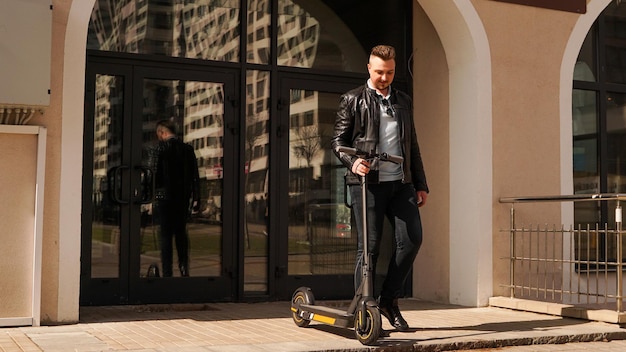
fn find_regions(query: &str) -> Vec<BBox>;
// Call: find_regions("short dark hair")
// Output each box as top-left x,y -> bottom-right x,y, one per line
156,119 -> 177,135
370,45 -> 396,61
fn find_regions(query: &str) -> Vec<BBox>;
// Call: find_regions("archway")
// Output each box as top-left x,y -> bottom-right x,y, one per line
60,0 -> 414,313
417,0 -> 493,306
58,0 -> 97,321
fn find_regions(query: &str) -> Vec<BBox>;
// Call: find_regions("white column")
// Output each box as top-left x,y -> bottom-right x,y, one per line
417,0 -> 493,306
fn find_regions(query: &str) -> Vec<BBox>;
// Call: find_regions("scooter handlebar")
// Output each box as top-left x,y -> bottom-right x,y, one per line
336,146 -> 403,164
380,152 -> 404,164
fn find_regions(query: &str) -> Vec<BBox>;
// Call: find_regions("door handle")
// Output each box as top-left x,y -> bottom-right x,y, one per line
108,166 -> 130,204
135,166 -> 154,204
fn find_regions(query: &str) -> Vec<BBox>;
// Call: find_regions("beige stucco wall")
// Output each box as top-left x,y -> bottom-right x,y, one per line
412,3 -> 451,303
30,0 -> 99,324
416,0 -> 494,306
0,1 -> 67,324
39,0 -> 70,323
471,0 -> 581,296
412,0 -> 606,306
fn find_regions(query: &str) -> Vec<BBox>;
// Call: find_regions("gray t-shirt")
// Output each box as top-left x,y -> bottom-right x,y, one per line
368,81 -> 403,182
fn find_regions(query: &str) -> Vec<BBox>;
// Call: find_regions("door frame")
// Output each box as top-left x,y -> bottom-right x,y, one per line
272,72 -> 364,300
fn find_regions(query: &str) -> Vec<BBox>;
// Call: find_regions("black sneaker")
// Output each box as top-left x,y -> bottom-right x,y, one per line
179,264 -> 189,277
147,263 -> 160,278
378,297 -> 409,331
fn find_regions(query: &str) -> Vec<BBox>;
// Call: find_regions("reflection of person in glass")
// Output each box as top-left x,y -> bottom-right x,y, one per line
153,119 -> 200,277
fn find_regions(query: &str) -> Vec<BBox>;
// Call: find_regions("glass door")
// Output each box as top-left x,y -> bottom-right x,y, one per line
81,59 -> 238,305
275,75 -> 365,299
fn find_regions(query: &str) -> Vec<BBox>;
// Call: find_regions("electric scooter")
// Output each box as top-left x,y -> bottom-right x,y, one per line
290,146 -> 403,345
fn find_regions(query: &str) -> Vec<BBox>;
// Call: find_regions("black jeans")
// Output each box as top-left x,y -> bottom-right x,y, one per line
350,180 -> 423,299
155,200 -> 190,277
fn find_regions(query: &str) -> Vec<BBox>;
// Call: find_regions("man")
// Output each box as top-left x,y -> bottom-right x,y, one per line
153,119 -> 200,277
331,45 -> 429,331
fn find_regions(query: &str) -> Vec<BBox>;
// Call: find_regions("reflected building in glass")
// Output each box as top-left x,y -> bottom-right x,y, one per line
87,0 -> 349,289
88,1 -> 335,212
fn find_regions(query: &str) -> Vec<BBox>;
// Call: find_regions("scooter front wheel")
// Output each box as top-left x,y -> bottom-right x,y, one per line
291,287 -> 315,327
354,304 -> 381,345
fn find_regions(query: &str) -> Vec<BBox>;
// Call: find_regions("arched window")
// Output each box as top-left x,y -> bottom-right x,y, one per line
573,1 -> 626,266
82,0 -> 414,303
87,0 -> 412,75
573,1 -> 626,225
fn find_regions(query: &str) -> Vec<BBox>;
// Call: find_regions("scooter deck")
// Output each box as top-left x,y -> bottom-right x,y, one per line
296,303 -> 354,328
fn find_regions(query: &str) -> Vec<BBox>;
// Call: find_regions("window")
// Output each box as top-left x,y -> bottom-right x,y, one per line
303,111 -> 314,126
256,27 -> 265,40
290,113 -> 300,128
256,79 -> 266,97
573,1 -> 626,262
88,0 -> 413,298
88,0 -> 410,74
573,2 -> 626,212
291,89 -> 301,103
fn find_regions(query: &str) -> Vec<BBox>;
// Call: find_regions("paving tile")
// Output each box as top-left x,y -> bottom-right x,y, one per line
2,300 -> 626,351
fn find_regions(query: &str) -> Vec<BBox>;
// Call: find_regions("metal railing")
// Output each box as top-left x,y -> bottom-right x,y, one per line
499,194 -> 626,312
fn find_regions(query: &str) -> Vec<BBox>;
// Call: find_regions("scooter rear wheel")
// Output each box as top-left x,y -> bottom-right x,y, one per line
354,304 -> 381,345
291,287 -> 315,327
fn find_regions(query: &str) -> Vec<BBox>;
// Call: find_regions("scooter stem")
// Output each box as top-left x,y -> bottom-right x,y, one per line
360,174 -> 373,298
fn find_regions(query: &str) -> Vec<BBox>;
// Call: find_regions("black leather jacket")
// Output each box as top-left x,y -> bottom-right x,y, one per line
152,137 -> 201,205
331,84 -> 429,192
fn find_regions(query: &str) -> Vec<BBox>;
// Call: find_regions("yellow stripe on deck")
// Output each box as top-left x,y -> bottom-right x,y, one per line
312,314 -> 336,325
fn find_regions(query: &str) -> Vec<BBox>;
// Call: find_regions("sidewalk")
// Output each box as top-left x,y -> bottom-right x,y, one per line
2,299 -> 626,352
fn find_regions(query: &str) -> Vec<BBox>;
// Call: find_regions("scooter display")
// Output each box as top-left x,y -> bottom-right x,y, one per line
290,146 -> 403,345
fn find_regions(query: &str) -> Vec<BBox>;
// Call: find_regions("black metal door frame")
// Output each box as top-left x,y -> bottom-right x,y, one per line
81,53 -> 239,305
271,72 -> 364,300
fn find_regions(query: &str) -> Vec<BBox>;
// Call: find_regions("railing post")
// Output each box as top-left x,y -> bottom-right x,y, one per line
510,204 -> 515,299
616,202 -> 623,312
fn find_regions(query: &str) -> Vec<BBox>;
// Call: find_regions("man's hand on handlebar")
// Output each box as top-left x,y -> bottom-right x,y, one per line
351,158 -> 370,176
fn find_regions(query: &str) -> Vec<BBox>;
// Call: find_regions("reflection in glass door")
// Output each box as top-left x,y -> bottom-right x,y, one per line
82,62 -> 236,305
89,74 -> 125,280
244,70 -> 270,294
287,89 -> 355,277
139,78 -> 226,278
277,79 -> 394,300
